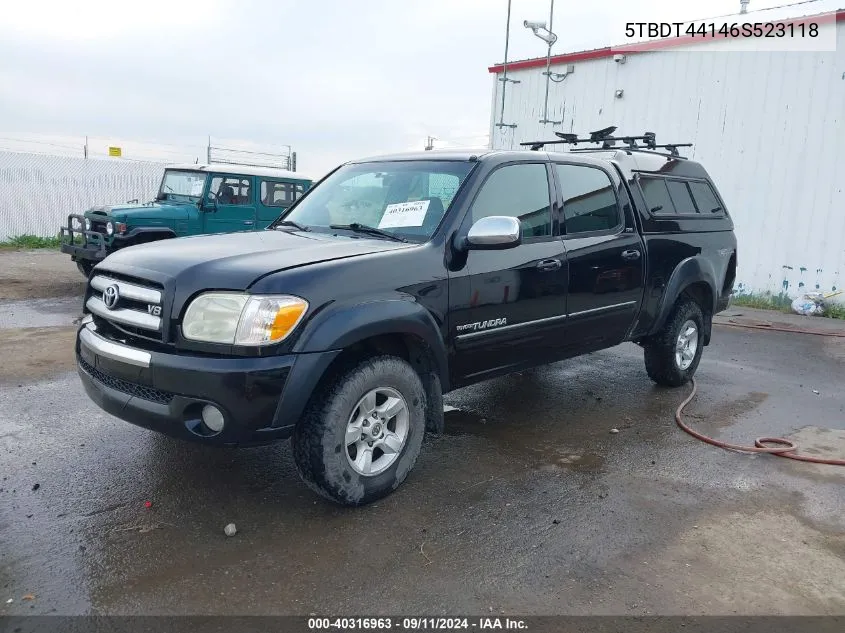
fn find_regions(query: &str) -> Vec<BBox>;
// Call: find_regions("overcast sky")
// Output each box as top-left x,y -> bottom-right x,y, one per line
0,0 -> 814,177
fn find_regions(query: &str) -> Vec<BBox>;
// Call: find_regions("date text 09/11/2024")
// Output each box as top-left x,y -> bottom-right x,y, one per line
307,617 -> 528,630
624,21 -> 819,39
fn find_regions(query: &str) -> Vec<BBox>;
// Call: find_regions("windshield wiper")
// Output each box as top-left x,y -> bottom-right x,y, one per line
275,220 -> 311,232
329,223 -> 407,243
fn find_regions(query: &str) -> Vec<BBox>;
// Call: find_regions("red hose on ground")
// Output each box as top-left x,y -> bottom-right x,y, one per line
676,378 -> 845,466
716,320 -> 845,338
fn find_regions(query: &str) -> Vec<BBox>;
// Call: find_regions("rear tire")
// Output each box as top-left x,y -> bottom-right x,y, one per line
643,299 -> 705,387
292,356 -> 426,506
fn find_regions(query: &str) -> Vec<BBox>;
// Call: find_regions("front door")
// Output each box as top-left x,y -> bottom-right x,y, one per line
553,162 -> 645,351
203,175 -> 257,233
450,162 -> 568,385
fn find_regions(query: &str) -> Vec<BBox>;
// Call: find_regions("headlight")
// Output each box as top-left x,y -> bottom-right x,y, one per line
105,221 -> 114,235
182,293 -> 308,346
84,218 -> 91,231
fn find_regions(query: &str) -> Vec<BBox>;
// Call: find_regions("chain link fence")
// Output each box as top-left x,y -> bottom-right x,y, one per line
0,150 -> 165,241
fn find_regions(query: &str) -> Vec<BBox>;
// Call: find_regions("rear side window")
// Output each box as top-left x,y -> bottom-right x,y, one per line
689,181 -> 723,214
639,177 -> 675,215
471,164 -> 552,239
666,180 -> 697,215
555,164 -> 620,234
261,180 -> 295,207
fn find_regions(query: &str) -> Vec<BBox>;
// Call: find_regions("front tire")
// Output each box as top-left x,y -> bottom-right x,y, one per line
643,299 -> 705,387
76,261 -> 95,278
292,356 -> 426,506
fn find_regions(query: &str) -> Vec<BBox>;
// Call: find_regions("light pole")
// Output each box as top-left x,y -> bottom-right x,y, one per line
525,0 -> 572,126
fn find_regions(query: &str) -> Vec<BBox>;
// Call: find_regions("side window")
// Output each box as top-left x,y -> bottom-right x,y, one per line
471,164 -> 551,239
689,181 -> 723,214
555,164 -> 620,234
261,180 -> 295,207
639,177 -> 675,215
295,184 -> 305,200
209,177 -> 252,205
666,180 -> 697,215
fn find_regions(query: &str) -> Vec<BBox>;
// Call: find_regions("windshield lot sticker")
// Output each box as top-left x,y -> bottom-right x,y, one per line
190,179 -> 205,196
378,200 -> 430,229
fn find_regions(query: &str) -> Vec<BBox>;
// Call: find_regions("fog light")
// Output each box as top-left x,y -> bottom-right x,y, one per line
201,405 -> 225,433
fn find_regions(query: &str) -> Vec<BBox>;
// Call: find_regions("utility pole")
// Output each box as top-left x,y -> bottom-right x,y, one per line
495,0 -> 519,130
206,136 -> 211,164
84,136 -> 88,159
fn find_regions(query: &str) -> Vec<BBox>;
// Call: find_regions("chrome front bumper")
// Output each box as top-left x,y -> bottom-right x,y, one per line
79,322 -> 151,368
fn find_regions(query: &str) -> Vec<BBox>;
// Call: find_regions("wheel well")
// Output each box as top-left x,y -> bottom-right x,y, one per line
306,333 -> 445,435
723,253 -> 737,293
681,281 -> 714,345
319,333 -> 439,387
682,281 -> 714,317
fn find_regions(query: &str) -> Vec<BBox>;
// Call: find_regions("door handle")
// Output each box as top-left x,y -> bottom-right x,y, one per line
621,249 -> 641,261
537,258 -> 562,272
243,221 -> 254,226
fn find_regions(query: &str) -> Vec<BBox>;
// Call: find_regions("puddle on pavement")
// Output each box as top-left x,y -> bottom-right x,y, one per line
443,407 -> 488,434
0,326 -> 78,383
0,296 -> 83,329
442,406 -> 605,471
781,426 -> 845,481
683,391 -> 770,429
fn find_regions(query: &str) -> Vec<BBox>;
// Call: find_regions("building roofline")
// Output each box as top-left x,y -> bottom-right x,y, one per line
488,8 -> 844,73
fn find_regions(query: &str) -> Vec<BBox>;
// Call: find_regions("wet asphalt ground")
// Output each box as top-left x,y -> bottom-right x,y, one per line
1,295 -> 845,616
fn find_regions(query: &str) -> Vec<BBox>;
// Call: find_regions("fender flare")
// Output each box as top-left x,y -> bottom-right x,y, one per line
650,256 -> 718,338
117,227 -> 177,244
293,298 -> 450,390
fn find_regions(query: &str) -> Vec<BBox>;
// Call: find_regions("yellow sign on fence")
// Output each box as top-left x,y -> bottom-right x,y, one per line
108,146 -> 122,157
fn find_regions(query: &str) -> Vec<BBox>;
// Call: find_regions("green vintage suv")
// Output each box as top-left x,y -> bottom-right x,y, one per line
60,163 -> 313,276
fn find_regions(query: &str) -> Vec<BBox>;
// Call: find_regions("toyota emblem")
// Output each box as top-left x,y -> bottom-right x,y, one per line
103,284 -> 120,310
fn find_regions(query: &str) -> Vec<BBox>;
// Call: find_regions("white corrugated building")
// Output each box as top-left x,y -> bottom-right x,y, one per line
488,2 -> 845,299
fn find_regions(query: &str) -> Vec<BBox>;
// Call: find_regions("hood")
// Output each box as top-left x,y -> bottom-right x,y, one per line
96,229 -> 412,300
86,201 -> 192,222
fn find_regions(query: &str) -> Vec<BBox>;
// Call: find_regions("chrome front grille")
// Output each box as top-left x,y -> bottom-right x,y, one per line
87,274 -> 163,340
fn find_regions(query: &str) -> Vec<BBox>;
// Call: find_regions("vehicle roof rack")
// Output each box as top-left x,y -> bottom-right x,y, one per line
520,127 -> 693,158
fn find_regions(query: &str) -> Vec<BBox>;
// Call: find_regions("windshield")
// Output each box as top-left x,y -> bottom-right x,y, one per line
158,170 -> 208,201
281,161 -> 475,241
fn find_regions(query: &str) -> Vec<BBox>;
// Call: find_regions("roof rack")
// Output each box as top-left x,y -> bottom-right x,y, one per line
520,126 -> 693,158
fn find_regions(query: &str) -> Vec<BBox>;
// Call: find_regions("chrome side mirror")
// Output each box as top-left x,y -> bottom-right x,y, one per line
465,216 -> 521,250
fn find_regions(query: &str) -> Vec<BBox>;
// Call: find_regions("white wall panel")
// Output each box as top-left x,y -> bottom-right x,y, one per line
490,23 -> 845,297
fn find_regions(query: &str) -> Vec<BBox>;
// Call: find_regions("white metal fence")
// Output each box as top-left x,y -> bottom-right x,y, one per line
0,151 -> 165,240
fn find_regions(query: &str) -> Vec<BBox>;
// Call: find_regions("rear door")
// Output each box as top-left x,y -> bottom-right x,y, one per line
203,175 -> 257,233
450,162 -> 568,384
552,162 -> 645,351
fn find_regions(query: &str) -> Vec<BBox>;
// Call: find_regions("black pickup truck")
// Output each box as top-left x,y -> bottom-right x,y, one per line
74,138 -> 737,505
